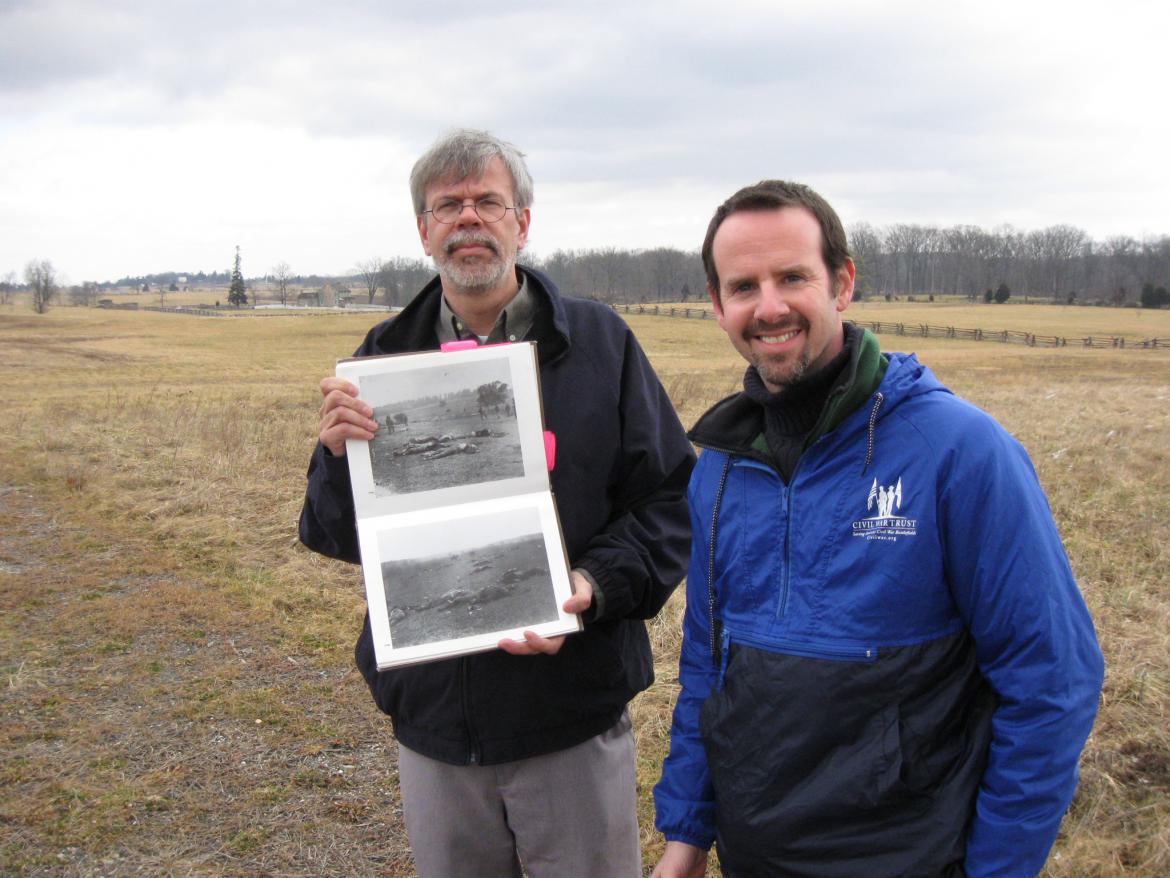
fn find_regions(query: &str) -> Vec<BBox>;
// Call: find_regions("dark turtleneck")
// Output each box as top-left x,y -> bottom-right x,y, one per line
742,323 -> 859,482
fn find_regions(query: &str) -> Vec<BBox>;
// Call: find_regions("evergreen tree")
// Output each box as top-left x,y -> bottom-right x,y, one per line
228,245 -> 248,307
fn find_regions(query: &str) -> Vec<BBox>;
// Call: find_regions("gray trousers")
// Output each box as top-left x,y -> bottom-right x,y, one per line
397,712 -> 641,878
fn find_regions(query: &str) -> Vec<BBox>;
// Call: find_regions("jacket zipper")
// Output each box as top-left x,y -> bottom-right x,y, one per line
780,475 -> 793,619
863,392 -> 885,474
725,626 -> 876,665
707,456 -> 733,664
717,628 -> 732,688
460,658 -> 482,764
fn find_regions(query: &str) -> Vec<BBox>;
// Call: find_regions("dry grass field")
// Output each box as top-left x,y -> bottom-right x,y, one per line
1,301 -> 1168,876
633,298 -> 1170,344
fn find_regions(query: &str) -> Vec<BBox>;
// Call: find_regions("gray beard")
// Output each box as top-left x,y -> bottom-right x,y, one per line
433,231 -> 514,294
434,255 -> 512,294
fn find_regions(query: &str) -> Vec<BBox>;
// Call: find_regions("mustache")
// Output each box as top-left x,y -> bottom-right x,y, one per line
747,316 -> 808,336
445,231 -> 500,256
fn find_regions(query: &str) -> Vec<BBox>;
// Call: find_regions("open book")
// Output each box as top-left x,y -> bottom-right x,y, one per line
338,341 -> 580,669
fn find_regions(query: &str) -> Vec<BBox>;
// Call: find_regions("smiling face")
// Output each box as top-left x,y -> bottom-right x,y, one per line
417,156 -> 531,297
709,207 -> 855,392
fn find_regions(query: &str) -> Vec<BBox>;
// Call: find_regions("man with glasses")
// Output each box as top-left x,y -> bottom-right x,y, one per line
299,129 -> 695,877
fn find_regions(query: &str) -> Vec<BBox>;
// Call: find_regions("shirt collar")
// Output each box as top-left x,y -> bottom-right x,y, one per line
436,271 -> 535,345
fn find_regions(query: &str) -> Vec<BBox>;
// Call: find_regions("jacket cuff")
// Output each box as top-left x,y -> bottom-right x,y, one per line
319,444 -> 353,477
662,831 -> 714,851
572,566 -> 604,621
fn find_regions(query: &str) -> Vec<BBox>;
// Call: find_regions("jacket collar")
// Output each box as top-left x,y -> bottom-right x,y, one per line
689,325 -> 887,456
372,264 -> 571,365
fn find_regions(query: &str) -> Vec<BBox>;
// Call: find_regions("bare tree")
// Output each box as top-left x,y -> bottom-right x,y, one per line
849,222 -> 885,297
378,256 -> 432,307
270,261 -> 293,306
0,270 -> 16,306
69,281 -> 99,307
25,259 -> 57,314
1031,225 -> 1089,302
884,224 -> 933,295
355,257 -> 383,304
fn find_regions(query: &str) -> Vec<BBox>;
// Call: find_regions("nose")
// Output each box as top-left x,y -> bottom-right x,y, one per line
755,281 -> 790,323
454,201 -> 481,226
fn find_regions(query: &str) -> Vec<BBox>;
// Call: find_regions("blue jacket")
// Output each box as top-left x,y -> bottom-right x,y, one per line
654,346 -> 1103,877
300,267 -> 695,765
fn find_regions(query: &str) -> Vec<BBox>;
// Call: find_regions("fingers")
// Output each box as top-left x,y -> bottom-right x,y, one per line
564,571 -> 593,614
317,377 -> 377,456
497,573 -> 592,656
497,630 -> 566,656
652,843 -> 708,878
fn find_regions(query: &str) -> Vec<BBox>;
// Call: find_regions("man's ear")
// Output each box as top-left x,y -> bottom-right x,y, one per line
708,284 -> 724,317
708,284 -> 729,331
417,214 -> 432,257
515,206 -> 531,251
834,258 -> 856,312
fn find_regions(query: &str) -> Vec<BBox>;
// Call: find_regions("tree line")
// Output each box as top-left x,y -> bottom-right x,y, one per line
8,222 -> 1170,315
847,223 -> 1170,306
354,248 -> 705,308
366,225 -> 1170,308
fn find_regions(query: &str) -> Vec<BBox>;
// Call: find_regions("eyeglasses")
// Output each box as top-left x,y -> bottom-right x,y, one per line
423,197 -> 518,224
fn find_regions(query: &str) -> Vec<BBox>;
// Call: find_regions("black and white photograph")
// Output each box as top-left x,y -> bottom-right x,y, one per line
363,355 -> 522,497
359,495 -> 579,668
338,343 -> 549,518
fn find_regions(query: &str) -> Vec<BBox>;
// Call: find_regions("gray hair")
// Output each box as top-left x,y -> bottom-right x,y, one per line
409,128 -> 534,215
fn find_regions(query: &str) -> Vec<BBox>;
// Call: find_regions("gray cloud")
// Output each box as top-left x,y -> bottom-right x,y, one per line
1,0 -> 1166,281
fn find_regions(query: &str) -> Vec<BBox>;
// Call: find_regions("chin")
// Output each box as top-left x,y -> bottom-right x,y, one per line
756,359 -> 809,390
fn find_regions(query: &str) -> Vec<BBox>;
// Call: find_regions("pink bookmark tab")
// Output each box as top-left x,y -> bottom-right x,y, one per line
439,340 -> 479,352
544,431 -> 556,472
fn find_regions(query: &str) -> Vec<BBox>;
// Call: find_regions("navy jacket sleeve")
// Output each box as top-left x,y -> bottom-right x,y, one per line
298,442 -> 360,563
567,318 -> 695,624
297,331 -> 380,565
935,407 -> 1104,877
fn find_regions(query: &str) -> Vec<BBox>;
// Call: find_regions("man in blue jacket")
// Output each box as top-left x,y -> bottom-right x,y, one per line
652,180 -> 1104,878
300,129 -> 695,878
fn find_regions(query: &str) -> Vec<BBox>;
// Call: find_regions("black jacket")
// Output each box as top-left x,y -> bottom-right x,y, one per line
299,267 -> 695,764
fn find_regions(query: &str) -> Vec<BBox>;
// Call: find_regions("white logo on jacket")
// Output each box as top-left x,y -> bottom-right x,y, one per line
853,477 -> 918,541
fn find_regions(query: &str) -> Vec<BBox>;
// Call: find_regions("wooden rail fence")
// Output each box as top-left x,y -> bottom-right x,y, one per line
134,301 -> 1168,349
610,303 -> 1169,350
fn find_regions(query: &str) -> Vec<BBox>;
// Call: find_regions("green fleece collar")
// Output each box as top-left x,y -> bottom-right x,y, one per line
806,327 -> 887,446
688,325 -> 888,457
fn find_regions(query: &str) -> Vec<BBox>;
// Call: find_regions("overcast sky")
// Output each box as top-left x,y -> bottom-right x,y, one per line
2,0 -> 1167,284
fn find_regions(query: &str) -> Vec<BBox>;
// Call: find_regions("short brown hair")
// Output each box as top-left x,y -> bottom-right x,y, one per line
701,180 -> 851,293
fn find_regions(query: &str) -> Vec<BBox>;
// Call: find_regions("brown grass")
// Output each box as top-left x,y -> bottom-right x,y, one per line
634,298 -> 1170,343
1,305 -> 1167,876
